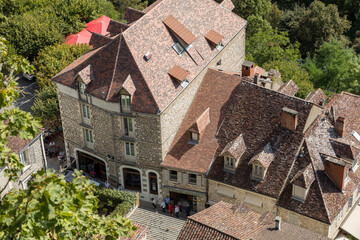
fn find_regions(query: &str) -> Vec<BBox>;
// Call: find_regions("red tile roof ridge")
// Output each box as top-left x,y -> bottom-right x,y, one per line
106,34 -> 123,101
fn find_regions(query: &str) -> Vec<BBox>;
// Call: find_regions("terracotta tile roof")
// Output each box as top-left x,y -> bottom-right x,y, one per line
220,0 -> 235,11
207,80 -> 313,198
205,30 -> 224,45
168,65 -> 189,82
188,107 -> 210,134
119,222 -> 148,240
305,88 -> 327,106
162,69 -> 244,173
52,0 -> 246,114
177,201 -> 329,240
254,66 -> 266,77
124,7 -> 145,24
248,142 -> 275,169
329,139 -> 357,160
163,14 -> 197,45
278,92 -> 360,224
7,136 -> 34,153
290,164 -> 315,189
77,64 -> 93,84
220,134 -> 246,160
278,80 -> 299,96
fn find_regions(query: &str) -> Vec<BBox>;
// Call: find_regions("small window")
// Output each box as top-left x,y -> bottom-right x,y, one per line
121,95 -> 131,109
149,172 -> 158,195
216,42 -> 224,51
292,185 -> 307,202
225,156 -> 235,168
85,129 -> 93,143
123,118 -> 133,136
20,150 -> 30,166
82,104 -> 90,119
348,195 -> 353,209
79,82 -> 86,94
170,170 -> 178,181
125,142 -> 135,156
172,42 -> 185,55
191,132 -> 199,141
189,174 -> 197,184
253,164 -> 264,179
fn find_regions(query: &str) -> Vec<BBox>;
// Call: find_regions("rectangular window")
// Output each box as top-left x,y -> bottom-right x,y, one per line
189,173 -> 197,184
85,129 -> 93,143
82,104 -> 90,119
225,156 -> 234,168
124,118 -> 133,136
121,95 -> 131,109
348,195 -> 353,209
170,170 -> 178,181
172,42 -> 185,55
20,150 -> 29,166
253,164 -> 264,178
79,82 -> 86,94
191,132 -> 198,141
125,142 -> 135,156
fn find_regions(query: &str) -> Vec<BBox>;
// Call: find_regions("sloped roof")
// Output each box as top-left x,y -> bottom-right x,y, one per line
122,75 -> 137,96
188,108 -> 210,135
124,7 -> 145,24
107,19 -> 129,36
220,134 -> 246,160
177,201 -> 329,240
220,0 -> 235,11
278,80 -> 299,96
330,139 -> 357,160
290,164 -> 315,189
205,30 -> 224,45
77,64 -> 93,84
53,0 -> 246,114
168,65 -> 189,82
89,32 -> 112,48
305,88 -> 327,106
248,143 -> 274,169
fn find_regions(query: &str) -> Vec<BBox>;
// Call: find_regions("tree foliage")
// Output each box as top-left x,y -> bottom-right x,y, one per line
280,1 -> 351,56
0,170 -> 136,239
0,37 -> 41,195
109,0 -> 148,20
263,60 -> 314,98
0,0 -> 118,59
303,39 -> 360,94
31,85 -> 60,124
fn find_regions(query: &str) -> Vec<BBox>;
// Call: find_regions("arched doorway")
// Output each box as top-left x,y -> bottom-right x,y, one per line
77,151 -> 107,181
149,172 -> 158,195
123,168 -> 141,192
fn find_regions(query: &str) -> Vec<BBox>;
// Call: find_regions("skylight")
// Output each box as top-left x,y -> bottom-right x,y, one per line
352,130 -> 360,142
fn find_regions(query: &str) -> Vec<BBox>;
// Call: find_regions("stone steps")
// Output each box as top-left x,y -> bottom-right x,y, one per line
129,207 -> 185,240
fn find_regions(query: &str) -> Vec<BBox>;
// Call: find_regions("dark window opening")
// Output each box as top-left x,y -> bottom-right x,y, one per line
149,172 -> 158,195
123,168 -> 141,192
189,174 -> 197,184
170,170 -> 178,181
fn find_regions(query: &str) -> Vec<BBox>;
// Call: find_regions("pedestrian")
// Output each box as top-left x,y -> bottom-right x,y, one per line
168,204 -> 173,216
152,198 -> 158,214
105,181 -> 110,188
165,196 -> 170,208
118,184 -> 123,191
160,199 -> 166,213
178,200 -> 182,212
91,171 -> 96,178
175,205 -> 180,218
185,204 -> 191,217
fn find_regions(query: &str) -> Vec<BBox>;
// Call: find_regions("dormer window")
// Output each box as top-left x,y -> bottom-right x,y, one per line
121,95 -> 131,110
252,164 -> 265,179
216,42 -> 224,51
225,156 -> 235,168
292,185 -> 308,202
249,143 -> 274,181
290,164 -> 315,202
205,30 -> 224,51
79,82 -> 86,94
191,132 -> 199,142
220,134 -> 246,173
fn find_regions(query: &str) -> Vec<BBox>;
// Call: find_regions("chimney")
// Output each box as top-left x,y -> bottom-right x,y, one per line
144,52 -> 152,61
275,216 -> 281,230
324,156 -> 347,192
335,117 -> 345,137
242,61 -> 254,77
281,107 -> 299,131
254,73 -> 259,84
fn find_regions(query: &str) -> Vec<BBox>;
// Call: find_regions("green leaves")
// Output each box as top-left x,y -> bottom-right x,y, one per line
0,170 -> 135,239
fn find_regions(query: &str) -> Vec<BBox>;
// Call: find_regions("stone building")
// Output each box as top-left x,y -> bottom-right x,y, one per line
52,0 -> 246,202
0,133 -> 47,196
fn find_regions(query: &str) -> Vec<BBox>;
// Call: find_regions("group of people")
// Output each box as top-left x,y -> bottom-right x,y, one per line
152,196 -> 192,218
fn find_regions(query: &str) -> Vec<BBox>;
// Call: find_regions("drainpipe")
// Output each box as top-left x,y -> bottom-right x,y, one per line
40,133 -> 47,170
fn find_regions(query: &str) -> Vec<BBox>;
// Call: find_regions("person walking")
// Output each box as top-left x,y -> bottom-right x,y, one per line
168,203 -> 173,216
185,203 -> 191,217
175,205 -> 180,218
160,199 -> 166,213
152,198 -> 158,214
165,196 -> 170,208
178,200 -> 182,212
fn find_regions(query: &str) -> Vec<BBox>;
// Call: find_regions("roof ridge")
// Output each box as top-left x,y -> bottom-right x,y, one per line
106,34 -> 123,101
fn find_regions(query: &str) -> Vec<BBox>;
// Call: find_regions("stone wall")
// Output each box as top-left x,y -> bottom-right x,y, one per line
0,135 -> 46,196
160,28 -> 246,159
208,179 -> 277,214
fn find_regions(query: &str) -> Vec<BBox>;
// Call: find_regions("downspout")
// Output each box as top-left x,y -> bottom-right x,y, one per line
40,133 -> 47,170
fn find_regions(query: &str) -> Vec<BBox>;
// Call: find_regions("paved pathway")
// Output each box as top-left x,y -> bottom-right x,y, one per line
129,201 -> 186,240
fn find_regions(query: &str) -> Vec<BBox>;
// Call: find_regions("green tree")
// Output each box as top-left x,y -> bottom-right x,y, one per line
267,2 -> 283,29
0,37 -> 41,195
281,1 -> 351,55
214,0 -> 271,19
109,0 -> 148,20
33,43 -> 91,123
263,60 -> 314,98
303,39 -> 360,94
0,170 -> 136,239
246,14 -> 272,39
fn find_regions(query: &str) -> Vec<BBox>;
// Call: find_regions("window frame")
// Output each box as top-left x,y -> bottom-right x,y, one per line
170,170 -> 178,182
172,42 -> 185,55
225,156 -> 235,168
79,82 -> 86,95
216,42 -> 224,51
125,142 -> 135,157
189,173 -> 197,184
81,104 -> 91,120
149,172 -> 158,195
123,117 -> 133,136
121,95 -> 131,110
292,185 -> 307,202
84,129 -> 94,149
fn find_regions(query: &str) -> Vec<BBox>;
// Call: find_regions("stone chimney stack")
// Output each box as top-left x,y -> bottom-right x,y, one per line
275,216 -> 281,230
254,73 -> 259,84
335,117 -> 346,137
281,107 -> 299,131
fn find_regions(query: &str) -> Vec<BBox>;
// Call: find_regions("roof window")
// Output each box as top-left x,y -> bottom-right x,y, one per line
172,42 -> 185,55
205,30 -> 224,50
